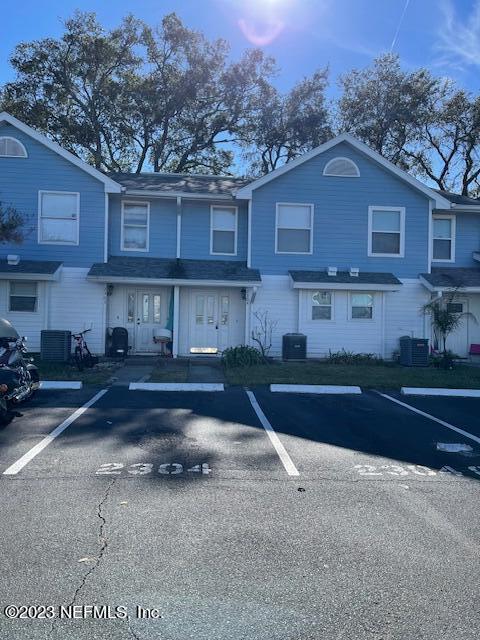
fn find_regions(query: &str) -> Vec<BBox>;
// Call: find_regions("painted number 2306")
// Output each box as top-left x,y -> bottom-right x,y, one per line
95,463 -> 211,476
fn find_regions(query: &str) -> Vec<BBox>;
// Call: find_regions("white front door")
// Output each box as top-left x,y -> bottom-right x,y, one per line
446,298 -> 469,357
135,290 -> 163,353
190,290 -> 231,354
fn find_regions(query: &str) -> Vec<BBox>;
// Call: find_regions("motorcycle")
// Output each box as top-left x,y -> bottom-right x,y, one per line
0,319 -> 40,422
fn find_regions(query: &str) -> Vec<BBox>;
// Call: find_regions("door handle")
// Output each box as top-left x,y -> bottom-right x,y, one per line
215,324 -> 218,330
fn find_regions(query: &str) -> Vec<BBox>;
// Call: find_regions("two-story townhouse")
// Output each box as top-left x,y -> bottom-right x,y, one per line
1,111 -> 480,359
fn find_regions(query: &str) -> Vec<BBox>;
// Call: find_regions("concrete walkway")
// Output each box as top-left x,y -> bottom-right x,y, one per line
187,359 -> 225,383
110,363 -> 154,386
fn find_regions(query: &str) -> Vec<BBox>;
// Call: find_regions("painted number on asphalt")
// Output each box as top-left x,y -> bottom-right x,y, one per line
95,462 -> 212,476
354,464 -> 480,478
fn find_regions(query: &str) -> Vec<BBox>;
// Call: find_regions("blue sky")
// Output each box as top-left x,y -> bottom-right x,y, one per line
1,0 -> 479,96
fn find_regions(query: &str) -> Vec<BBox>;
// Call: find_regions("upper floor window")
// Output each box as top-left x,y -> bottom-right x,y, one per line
121,201 -> 149,252
323,157 -> 360,177
9,281 -> 38,312
0,136 -> 27,158
210,206 -> 237,255
38,191 -> 79,245
368,206 -> 405,257
276,203 -> 313,254
432,215 -> 455,262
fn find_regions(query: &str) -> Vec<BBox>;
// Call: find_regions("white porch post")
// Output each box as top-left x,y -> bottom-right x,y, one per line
172,285 -> 180,358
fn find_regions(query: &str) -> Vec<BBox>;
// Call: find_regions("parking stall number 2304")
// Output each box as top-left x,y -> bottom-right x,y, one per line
95,463 -> 211,476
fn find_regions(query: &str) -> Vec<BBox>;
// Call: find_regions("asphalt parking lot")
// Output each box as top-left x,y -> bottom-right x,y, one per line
0,385 -> 479,639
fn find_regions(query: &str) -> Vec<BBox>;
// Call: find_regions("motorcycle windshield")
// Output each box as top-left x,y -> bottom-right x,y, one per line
0,318 -> 19,339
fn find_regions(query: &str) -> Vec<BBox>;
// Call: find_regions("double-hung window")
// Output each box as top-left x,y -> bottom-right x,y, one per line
211,206 -> 237,255
368,206 -> 405,257
432,215 -> 455,262
351,293 -> 374,319
276,203 -> 313,254
121,202 -> 149,251
311,291 -> 333,320
9,281 -> 38,312
39,191 -> 79,245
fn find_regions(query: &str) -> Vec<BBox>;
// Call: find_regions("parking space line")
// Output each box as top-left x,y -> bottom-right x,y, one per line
245,389 -> 299,476
3,389 -> 109,476
376,392 -> 480,445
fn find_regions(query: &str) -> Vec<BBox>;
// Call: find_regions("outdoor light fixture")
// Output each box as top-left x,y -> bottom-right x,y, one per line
106,283 -> 114,296
240,287 -> 247,300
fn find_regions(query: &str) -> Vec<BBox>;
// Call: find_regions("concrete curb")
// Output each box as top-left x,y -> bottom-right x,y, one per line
401,387 -> 480,398
40,381 -> 83,390
270,384 -> 362,395
129,382 -> 224,392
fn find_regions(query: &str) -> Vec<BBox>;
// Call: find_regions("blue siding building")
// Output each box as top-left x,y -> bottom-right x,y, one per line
1,112 -> 479,358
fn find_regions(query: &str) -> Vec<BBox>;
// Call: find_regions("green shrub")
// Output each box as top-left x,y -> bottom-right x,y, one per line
222,345 -> 265,368
325,348 -> 383,365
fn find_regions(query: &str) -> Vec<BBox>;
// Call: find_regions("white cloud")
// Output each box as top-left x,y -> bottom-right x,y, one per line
437,0 -> 480,69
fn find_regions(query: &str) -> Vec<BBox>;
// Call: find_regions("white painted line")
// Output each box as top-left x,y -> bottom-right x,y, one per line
245,389 -> 299,476
401,387 -> 480,398
129,383 -> 224,392
377,392 -> 480,446
40,381 -> 82,390
3,389 -> 109,476
271,384 -> 361,395
436,443 -> 473,453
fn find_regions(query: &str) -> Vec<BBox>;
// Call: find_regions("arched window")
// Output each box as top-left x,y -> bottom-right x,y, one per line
323,157 -> 359,177
0,136 -> 28,158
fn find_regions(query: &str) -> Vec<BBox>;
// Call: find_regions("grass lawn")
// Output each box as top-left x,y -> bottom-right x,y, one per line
31,355 -> 121,385
224,361 -> 480,389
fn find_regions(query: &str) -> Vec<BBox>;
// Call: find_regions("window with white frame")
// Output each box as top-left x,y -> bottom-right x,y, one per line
432,215 -> 455,261
39,191 -> 79,244
211,206 -> 237,255
0,136 -> 27,158
9,281 -> 38,312
323,157 -> 360,177
368,206 -> 405,257
351,293 -> 373,319
121,202 -> 149,251
311,291 -> 333,320
276,203 -> 313,254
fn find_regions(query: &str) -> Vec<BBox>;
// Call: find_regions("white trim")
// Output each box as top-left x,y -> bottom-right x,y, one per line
88,275 -> 260,288
381,291 -> 386,359
0,135 -> 28,158
172,285 -> 180,358
290,279 -> 401,292
103,192 -> 109,263
130,382 -> 224,392
431,214 -> 456,263
367,206 -> 405,258
38,190 -> 80,246
309,289 -> 335,321
236,133 -> 451,208
349,291 -> 375,320
0,269 -> 61,282
271,384 -> 362,395
323,156 -> 360,177
120,200 -> 150,252
0,112 -> 121,192
124,189 -> 234,201
247,199 -> 252,268
210,205 -> 238,256
427,201 -> 433,273
275,202 -> 314,255
176,196 -> 182,259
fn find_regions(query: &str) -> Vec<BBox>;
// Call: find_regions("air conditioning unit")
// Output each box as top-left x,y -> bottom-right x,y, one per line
40,330 -> 71,362
327,266 -> 338,276
349,267 -> 360,277
399,336 -> 429,367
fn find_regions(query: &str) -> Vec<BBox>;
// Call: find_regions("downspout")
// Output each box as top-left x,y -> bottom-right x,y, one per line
104,192 -> 109,263
176,196 -> 182,259
247,199 -> 252,269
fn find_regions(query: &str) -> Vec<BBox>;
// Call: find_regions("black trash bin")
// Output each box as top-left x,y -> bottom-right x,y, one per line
110,327 -> 129,358
282,333 -> 307,360
399,336 -> 429,367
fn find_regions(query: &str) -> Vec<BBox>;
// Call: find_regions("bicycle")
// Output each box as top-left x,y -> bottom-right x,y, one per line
72,329 -> 95,371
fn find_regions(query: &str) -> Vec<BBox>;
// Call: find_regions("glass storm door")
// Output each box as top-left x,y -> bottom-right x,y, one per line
191,292 -> 223,353
135,291 -> 162,352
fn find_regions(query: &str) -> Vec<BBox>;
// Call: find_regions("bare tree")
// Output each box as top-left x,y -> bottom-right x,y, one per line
251,310 -> 278,359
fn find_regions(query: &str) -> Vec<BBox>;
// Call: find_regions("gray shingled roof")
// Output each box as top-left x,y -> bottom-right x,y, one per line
0,259 -> 62,275
435,189 -> 480,206
289,270 -> 401,285
106,172 -> 249,197
421,267 -> 480,288
88,257 -> 261,282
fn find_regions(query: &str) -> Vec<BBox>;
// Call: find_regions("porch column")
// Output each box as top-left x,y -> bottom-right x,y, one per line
172,285 -> 180,358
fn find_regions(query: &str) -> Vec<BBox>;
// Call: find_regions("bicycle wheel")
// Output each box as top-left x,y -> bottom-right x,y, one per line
74,346 -> 84,372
